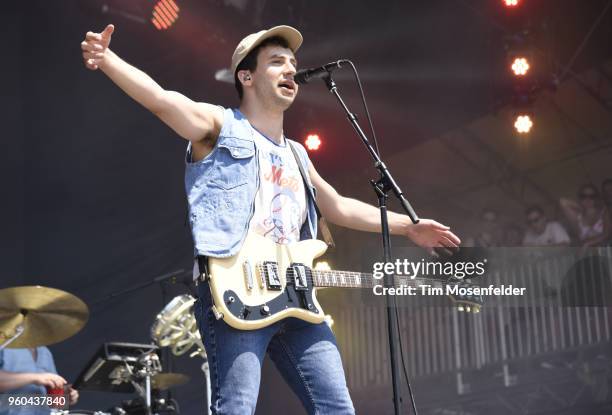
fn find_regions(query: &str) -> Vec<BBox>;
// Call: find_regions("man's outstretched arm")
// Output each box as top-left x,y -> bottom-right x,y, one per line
81,24 -> 222,144
308,162 -> 461,252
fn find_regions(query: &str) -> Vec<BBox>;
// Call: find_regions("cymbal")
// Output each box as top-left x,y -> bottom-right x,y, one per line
151,373 -> 190,390
0,286 -> 89,348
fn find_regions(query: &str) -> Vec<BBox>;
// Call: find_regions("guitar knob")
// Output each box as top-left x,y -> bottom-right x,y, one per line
261,305 -> 270,316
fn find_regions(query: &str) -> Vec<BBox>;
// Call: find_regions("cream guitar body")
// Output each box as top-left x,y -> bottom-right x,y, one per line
208,232 -> 328,330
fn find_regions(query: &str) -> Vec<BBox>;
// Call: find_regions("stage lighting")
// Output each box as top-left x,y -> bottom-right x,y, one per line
305,134 -> 322,151
151,0 -> 180,30
514,114 -> 533,134
503,0 -> 520,7
511,57 -> 530,76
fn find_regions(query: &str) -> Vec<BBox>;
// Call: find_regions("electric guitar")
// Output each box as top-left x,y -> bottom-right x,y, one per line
206,232 -> 483,330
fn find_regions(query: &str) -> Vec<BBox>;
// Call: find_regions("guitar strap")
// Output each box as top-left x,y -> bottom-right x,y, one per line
288,141 -> 335,247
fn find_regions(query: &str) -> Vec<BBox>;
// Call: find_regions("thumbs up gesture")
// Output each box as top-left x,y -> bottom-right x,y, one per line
81,24 -> 114,70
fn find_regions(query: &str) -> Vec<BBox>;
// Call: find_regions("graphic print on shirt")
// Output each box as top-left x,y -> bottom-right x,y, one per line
250,144 -> 306,245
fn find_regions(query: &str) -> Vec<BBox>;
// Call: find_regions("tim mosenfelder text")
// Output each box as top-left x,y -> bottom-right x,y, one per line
372,284 -> 526,296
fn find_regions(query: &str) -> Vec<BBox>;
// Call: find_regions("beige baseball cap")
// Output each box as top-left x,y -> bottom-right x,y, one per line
231,25 -> 303,75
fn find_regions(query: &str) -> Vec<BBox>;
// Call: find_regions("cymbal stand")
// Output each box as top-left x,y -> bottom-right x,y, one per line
0,324 -> 24,350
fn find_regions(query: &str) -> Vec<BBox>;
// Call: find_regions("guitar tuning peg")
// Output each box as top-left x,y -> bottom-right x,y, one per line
466,306 -> 471,313
473,306 -> 481,313
457,305 -> 464,312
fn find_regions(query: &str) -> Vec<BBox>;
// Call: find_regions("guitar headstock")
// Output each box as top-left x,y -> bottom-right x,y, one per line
447,282 -> 485,314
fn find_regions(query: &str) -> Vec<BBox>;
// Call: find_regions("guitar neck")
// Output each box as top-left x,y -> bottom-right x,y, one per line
311,270 -> 431,289
311,270 -> 374,288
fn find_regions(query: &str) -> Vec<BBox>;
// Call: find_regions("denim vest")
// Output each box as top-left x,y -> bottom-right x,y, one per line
185,108 -> 318,257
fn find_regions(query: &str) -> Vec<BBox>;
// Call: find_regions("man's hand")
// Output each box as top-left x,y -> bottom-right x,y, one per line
81,24 -> 114,70
405,218 -> 461,255
31,372 -> 67,389
68,386 -> 79,405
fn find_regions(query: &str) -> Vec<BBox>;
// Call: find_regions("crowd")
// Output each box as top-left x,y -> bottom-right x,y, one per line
464,179 -> 612,248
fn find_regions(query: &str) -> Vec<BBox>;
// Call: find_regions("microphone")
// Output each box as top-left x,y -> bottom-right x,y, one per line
294,60 -> 345,85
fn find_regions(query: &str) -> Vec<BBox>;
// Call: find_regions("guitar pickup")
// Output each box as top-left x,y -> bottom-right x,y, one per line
243,260 -> 254,291
290,264 -> 309,291
263,261 -> 282,291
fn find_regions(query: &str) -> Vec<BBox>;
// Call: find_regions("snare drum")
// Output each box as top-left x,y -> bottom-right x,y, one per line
151,294 -> 205,358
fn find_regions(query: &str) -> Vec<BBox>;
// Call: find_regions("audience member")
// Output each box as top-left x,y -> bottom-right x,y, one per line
522,205 -> 570,247
560,183 -> 611,247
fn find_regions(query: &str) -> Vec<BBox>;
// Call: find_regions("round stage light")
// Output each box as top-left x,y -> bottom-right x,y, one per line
305,134 -> 322,151
503,0 -> 520,7
511,57 -> 530,76
514,114 -> 533,134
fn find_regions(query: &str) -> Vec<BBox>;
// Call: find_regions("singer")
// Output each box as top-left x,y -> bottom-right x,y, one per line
80,24 -> 460,415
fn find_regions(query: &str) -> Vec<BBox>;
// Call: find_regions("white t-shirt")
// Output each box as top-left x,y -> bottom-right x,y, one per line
248,130 -> 307,245
522,221 -> 570,246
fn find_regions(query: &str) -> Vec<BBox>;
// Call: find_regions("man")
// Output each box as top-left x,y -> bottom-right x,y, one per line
0,347 -> 79,415
81,24 -> 460,414
522,205 -> 570,247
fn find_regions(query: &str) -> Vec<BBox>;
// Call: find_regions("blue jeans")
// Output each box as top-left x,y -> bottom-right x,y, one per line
194,283 -> 355,415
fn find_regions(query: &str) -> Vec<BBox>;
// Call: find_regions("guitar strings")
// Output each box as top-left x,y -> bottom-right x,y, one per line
252,264 -> 448,288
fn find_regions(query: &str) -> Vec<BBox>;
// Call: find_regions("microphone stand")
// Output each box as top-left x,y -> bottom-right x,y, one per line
321,73 -> 419,415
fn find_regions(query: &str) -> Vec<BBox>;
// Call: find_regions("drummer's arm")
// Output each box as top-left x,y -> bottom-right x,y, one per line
0,370 -> 67,392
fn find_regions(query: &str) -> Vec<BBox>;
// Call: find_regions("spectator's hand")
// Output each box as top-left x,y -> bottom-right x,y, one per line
31,372 -> 67,389
68,386 -> 79,405
405,218 -> 461,255
81,24 -> 114,70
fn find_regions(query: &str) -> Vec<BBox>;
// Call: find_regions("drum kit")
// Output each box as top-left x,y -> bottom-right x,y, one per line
0,285 -> 208,415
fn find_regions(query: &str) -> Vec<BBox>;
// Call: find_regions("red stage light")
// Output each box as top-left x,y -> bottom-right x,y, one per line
305,134 -> 322,151
151,0 -> 180,30
503,0 -> 520,7
511,57 -> 530,76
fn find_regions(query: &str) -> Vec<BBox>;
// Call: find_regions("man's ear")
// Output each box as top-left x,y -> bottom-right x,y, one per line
237,70 -> 253,86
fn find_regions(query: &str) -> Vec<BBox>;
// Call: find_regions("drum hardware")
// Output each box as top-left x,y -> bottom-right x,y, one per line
151,294 -> 211,415
135,352 -> 161,415
106,396 -> 178,415
0,324 -> 24,349
89,270 -> 191,398
74,342 -> 187,414
150,295 -> 205,359
74,342 -> 160,394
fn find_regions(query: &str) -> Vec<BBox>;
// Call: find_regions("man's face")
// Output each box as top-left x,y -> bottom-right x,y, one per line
251,45 -> 298,110
579,187 -> 598,209
526,211 -> 546,234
